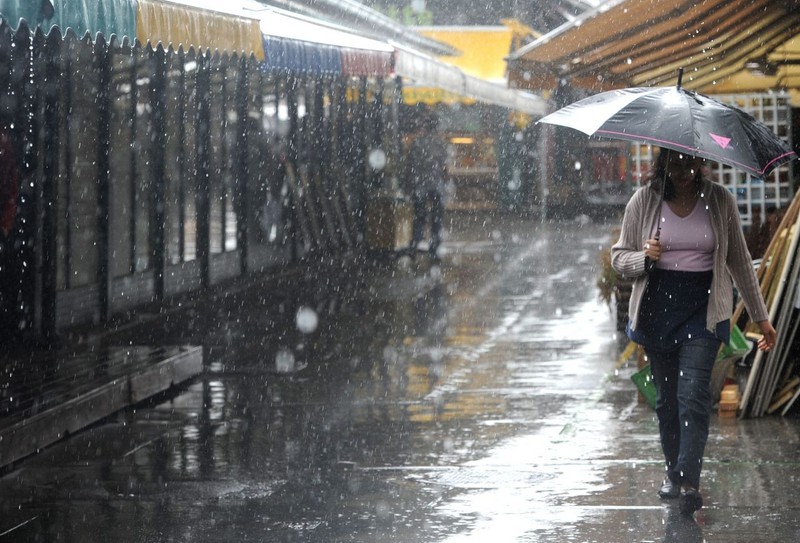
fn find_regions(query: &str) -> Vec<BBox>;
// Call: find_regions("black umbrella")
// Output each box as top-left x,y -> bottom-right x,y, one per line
538,70 -> 796,179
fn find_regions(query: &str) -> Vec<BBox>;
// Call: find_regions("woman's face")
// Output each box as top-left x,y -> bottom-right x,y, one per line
666,153 -> 704,185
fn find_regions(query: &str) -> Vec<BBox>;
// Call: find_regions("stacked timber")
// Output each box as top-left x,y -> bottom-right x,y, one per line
737,190 -> 800,417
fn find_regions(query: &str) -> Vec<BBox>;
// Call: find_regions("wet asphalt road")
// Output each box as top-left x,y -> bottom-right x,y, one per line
3,213 -> 800,542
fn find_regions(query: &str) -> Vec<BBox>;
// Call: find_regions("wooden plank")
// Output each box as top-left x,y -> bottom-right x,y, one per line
740,193 -> 800,416
758,255 -> 800,415
767,388 -> 795,414
773,376 -> 800,402
755,223 -> 800,415
781,384 -> 800,416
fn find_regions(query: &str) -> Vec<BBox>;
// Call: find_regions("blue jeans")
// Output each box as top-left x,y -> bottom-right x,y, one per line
646,337 -> 720,490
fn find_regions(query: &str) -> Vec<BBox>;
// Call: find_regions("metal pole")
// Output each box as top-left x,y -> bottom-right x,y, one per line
150,45 -> 167,300
195,50 -> 211,287
95,35 -> 113,320
235,54 -> 250,273
40,30 -> 61,340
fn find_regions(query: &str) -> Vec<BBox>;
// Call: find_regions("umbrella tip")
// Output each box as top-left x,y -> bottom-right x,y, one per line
677,68 -> 684,90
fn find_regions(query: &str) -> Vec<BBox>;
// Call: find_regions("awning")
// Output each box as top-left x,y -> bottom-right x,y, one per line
394,44 -> 546,115
339,48 -> 393,77
416,25 -> 514,83
262,36 -> 342,76
259,7 -> 393,77
137,0 -> 265,59
507,0 -> 800,93
0,0 -> 137,39
704,34 -> 800,102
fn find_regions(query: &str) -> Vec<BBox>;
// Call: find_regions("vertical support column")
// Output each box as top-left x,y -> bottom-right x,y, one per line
62,57 -> 73,288
95,35 -> 113,320
128,46 -> 138,274
20,28 -> 42,340
177,48 -> 187,261
286,78 -> 300,262
217,57 -> 228,254
312,77 -> 324,167
235,55 -> 250,273
11,24 -> 42,340
195,51 -> 211,287
334,78 -> 346,160
374,77 -> 384,149
287,78 -> 299,164
371,77 -> 385,193
392,76 -> 403,179
355,77 -> 369,239
39,31 -> 61,340
150,45 -> 167,299
357,77 -> 368,175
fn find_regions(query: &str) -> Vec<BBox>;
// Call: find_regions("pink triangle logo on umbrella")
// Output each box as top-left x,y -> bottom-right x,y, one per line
710,133 -> 731,149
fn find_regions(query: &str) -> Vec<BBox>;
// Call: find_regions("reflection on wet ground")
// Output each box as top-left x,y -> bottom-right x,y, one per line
2,213 -> 800,542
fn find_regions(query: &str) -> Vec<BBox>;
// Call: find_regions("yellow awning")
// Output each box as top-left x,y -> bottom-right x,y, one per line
402,87 -> 477,106
136,0 -> 265,60
700,34 -> 800,105
417,26 -> 514,82
507,0 -> 800,95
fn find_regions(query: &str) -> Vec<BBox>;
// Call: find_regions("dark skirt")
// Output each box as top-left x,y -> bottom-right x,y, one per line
627,268 -> 729,353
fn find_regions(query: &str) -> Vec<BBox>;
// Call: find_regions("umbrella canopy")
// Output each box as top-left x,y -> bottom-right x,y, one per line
538,84 -> 796,178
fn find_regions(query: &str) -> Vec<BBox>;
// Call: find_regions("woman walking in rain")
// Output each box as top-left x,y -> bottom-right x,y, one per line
611,148 -> 776,515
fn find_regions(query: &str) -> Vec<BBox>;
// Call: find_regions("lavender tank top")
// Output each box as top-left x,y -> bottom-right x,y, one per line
654,198 -> 715,272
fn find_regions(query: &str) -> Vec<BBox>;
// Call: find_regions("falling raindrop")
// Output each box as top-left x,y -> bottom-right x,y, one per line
275,349 -> 295,373
296,306 -> 319,334
367,148 -> 387,170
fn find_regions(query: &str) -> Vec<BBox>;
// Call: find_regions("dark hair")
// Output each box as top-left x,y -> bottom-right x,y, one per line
649,147 -> 702,201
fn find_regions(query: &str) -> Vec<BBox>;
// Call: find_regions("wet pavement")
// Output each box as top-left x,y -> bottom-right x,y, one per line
2,212 -> 800,542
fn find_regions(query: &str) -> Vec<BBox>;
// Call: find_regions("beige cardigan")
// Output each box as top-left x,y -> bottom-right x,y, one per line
611,178 -> 768,334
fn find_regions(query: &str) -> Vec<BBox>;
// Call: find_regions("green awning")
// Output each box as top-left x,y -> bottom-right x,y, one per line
0,0 -> 137,40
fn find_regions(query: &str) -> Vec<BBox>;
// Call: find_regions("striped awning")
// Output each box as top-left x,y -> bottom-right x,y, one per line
507,0 -> 800,93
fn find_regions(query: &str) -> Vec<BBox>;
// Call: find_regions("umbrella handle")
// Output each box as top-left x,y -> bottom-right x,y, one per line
647,220 -> 662,272
677,68 -> 684,90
